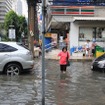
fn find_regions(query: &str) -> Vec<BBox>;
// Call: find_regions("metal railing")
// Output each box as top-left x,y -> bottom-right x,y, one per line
45,42 -> 57,51
45,42 -> 68,51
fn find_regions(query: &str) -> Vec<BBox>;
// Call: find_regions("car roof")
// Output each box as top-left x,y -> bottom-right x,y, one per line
0,42 -> 19,46
0,42 -> 25,49
0,41 -> 17,44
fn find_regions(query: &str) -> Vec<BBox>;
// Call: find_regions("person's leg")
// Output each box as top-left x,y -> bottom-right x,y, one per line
88,49 -> 91,57
92,49 -> 95,57
60,65 -> 63,73
88,50 -> 90,57
63,65 -> 67,73
85,50 -> 88,57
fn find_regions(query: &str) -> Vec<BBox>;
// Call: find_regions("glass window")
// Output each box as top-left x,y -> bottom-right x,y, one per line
0,43 -> 17,52
79,27 -> 105,42
79,27 -> 93,41
93,27 -> 105,42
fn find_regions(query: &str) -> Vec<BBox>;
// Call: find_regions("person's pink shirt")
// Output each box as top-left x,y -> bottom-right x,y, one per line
58,51 -> 70,65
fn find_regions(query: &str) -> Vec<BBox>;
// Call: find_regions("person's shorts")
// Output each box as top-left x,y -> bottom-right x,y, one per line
60,65 -> 67,71
92,49 -> 95,54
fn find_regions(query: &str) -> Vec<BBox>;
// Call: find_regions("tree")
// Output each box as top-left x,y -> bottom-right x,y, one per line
4,10 -> 28,42
4,11 -> 18,41
0,23 -> 4,34
18,16 -> 28,40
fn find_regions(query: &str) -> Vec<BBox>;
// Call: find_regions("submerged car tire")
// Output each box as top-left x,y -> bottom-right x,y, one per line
4,63 -> 22,75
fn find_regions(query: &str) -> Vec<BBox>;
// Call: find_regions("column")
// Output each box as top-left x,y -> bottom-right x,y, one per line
69,22 -> 79,54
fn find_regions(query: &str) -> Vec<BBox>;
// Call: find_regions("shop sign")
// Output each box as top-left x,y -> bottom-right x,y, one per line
51,0 -> 105,6
45,33 -> 51,37
9,29 -> 15,39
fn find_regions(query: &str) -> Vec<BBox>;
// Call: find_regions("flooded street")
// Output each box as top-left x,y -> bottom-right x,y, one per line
0,59 -> 105,105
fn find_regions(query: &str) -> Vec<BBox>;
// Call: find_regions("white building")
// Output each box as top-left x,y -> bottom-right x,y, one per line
0,0 -> 13,23
12,0 -> 28,19
46,5 -> 105,54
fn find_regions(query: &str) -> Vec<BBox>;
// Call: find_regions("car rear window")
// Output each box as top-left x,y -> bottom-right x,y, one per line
0,43 -> 18,52
17,43 -> 29,50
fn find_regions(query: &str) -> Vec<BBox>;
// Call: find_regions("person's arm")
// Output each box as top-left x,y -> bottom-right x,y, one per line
58,52 -> 61,56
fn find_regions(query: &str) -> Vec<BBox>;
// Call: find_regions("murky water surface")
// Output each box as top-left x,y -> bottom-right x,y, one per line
0,59 -> 105,105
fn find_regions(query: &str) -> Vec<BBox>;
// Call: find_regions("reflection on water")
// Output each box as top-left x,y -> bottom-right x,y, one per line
45,60 -> 105,105
0,74 -> 37,105
1,60 -> 105,105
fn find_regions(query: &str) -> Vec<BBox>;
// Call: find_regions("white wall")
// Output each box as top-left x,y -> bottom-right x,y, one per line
12,0 -> 28,19
17,0 -> 22,15
69,22 -> 79,48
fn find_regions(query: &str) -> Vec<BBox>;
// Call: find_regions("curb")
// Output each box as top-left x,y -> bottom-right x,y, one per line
45,58 -> 94,62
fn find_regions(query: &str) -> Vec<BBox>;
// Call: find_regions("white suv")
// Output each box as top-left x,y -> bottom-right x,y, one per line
0,42 -> 34,75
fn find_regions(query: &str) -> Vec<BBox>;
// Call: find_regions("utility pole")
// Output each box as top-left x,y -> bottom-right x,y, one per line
27,0 -> 36,57
34,7 -> 39,41
27,0 -> 46,104
27,0 -> 39,57
42,0 -> 46,104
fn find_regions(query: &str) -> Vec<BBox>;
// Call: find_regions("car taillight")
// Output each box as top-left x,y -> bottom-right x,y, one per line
27,51 -> 34,58
26,51 -> 32,55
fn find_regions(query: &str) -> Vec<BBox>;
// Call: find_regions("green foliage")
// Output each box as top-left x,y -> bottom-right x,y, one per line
4,10 -> 28,42
18,16 -> 28,39
0,23 -> 4,35
4,11 -> 18,32
0,23 -> 4,29
0,23 -> 7,41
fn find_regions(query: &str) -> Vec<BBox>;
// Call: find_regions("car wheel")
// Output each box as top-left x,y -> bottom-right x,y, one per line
5,63 -> 22,76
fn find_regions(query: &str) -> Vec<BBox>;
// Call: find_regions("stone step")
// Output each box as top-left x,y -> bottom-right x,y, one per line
45,49 -> 61,60
72,52 -> 84,57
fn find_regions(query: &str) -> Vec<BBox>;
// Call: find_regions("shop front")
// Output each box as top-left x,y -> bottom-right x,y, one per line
69,17 -> 105,55
79,27 -> 105,46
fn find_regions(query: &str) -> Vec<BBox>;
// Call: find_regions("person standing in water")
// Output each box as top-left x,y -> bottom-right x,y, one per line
58,47 -> 70,73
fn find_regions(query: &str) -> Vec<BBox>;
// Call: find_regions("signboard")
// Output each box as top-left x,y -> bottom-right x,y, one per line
50,0 -> 105,6
45,33 -> 51,37
9,29 -> 15,39
51,6 -> 94,15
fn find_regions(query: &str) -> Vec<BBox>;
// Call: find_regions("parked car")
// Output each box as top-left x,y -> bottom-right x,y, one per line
0,42 -> 34,75
91,54 -> 105,71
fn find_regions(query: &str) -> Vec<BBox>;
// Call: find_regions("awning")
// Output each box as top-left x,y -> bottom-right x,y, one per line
73,17 -> 105,22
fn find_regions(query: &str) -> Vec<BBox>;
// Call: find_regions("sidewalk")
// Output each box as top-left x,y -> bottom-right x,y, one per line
70,56 -> 94,61
45,49 -> 94,61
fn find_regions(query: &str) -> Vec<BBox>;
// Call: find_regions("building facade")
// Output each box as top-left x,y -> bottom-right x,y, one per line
46,4 -> 105,54
0,0 -> 12,23
12,0 -> 28,20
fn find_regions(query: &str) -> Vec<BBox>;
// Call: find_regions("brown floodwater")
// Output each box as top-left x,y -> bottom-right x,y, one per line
0,59 -> 105,105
